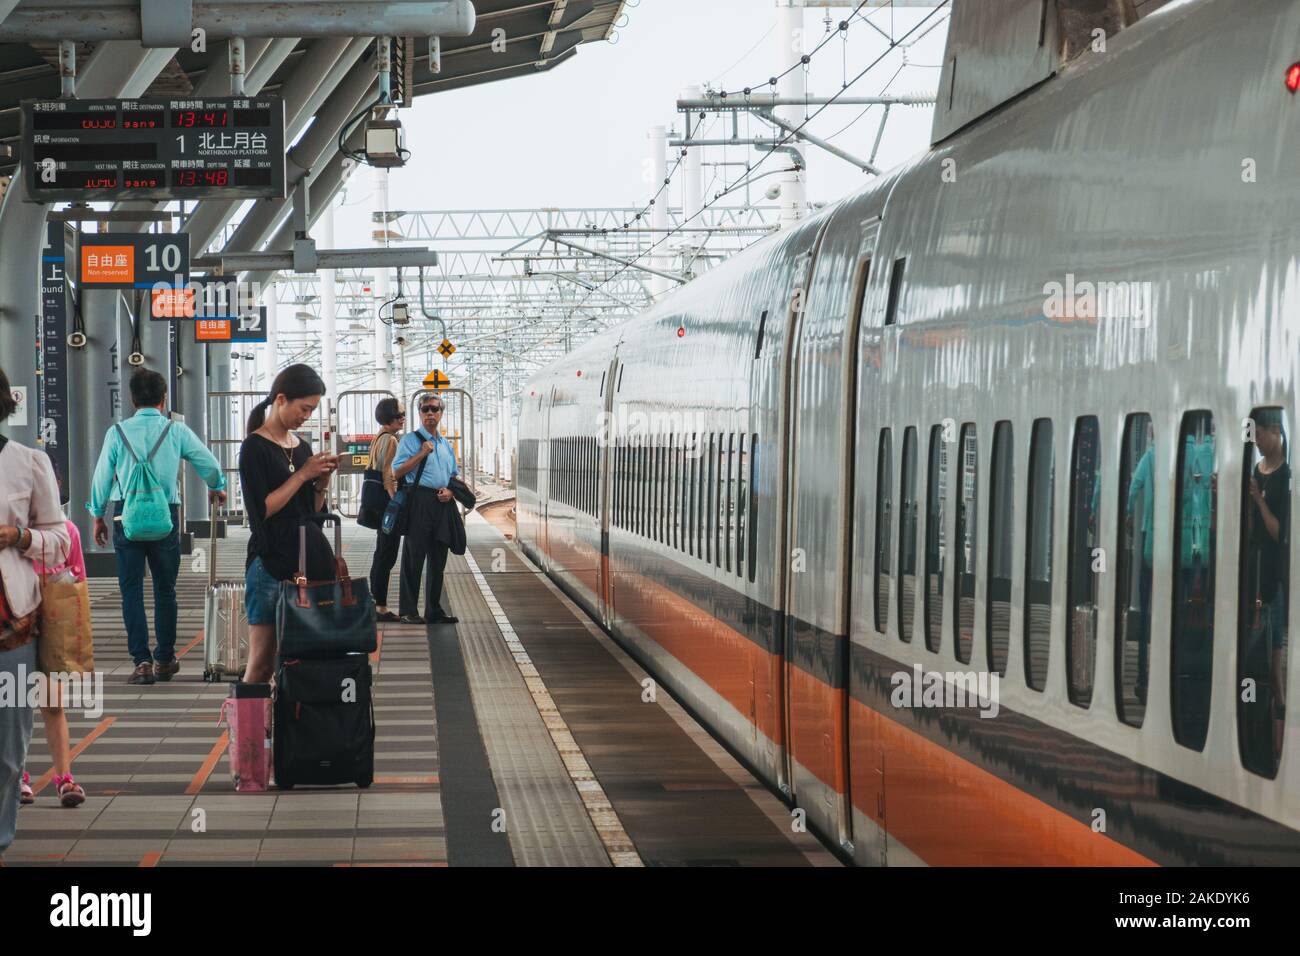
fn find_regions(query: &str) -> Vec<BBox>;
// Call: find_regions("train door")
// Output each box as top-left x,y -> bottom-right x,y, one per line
777,248 -> 815,799
780,217 -> 870,854
598,355 -> 620,627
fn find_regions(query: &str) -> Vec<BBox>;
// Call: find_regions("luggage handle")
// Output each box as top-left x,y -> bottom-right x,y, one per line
208,499 -> 221,589
295,514 -> 356,608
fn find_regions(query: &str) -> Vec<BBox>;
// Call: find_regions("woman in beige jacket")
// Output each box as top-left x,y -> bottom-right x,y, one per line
0,367 -> 71,859
368,398 -> 406,622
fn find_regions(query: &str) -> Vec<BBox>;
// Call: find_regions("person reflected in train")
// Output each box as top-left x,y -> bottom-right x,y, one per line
1244,409 -> 1289,756
239,365 -> 339,684
393,396 -> 460,626
368,398 -> 406,623
1180,423 -> 1216,602
88,368 -> 227,685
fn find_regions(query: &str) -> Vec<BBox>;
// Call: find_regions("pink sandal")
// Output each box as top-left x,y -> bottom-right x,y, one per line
53,774 -> 85,808
19,772 -> 33,806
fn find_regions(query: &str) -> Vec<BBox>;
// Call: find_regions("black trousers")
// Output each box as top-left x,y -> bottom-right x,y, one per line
399,487 -> 451,618
369,526 -> 402,607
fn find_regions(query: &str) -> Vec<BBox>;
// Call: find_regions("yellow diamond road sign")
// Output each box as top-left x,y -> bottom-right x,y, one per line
437,338 -> 456,358
423,369 -> 451,390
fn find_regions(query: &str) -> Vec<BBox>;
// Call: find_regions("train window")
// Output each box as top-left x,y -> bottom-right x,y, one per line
727,433 -> 737,573
874,429 -> 894,634
755,310 -> 769,360
1171,412 -> 1215,751
1238,406 -> 1289,779
737,434 -> 748,578
706,433 -> 715,564
718,434 -> 726,567
898,427 -> 919,643
924,425 -> 948,652
884,257 -> 906,327
1115,413 -> 1155,728
748,433 -> 759,583
987,421 -> 1014,677
687,436 -> 696,556
1024,419 -> 1054,692
1067,416 -> 1101,708
953,424 -> 978,664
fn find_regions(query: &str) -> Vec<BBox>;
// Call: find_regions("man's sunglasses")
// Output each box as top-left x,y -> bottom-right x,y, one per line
421,405 -> 443,413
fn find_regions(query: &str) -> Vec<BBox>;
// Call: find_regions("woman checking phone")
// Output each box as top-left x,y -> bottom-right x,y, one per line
239,365 -> 338,684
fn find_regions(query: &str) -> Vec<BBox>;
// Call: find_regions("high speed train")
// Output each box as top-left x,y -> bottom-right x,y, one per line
516,0 -> 1300,864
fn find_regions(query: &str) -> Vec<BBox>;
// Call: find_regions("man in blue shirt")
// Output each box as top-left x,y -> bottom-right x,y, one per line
393,395 -> 460,625
88,368 -> 227,684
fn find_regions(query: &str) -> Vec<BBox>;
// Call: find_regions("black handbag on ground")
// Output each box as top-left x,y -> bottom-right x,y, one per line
276,514 -> 377,658
274,655 -> 374,789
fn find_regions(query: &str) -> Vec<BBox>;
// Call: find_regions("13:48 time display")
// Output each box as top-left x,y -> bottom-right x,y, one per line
172,168 -> 229,188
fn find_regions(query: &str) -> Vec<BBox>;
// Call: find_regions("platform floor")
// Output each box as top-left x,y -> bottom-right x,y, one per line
7,497 -> 835,867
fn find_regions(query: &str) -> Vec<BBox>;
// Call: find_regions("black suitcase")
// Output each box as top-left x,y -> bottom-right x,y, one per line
274,655 -> 375,789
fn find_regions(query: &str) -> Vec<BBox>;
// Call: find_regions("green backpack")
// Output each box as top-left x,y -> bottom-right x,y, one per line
113,421 -> 175,541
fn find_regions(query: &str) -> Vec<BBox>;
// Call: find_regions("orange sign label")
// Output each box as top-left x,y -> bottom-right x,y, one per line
195,319 -> 232,341
80,245 -> 134,284
151,286 -> 196,319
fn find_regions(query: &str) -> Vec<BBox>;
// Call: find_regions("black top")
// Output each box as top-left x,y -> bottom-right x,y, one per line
1249,460 -> 1290,600
239,433 -> 335,582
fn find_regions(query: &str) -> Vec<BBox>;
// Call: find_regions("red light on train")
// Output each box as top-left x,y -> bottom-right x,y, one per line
1287,63 -> 1300,93
676,326 -> 685,338
576,370 -> 582,377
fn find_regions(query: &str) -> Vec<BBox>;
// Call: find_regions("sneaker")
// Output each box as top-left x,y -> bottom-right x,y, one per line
128,662 -> 156,685
54,774 -> 85,808
19,772 -> 33,806
399,614 -> 425,626
153,658 -> 180,682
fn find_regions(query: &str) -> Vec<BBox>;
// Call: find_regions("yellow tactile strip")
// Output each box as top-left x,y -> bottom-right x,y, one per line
461,549 -> 643,867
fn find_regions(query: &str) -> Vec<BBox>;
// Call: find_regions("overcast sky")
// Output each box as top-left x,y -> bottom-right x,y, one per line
332,0 -> 951,234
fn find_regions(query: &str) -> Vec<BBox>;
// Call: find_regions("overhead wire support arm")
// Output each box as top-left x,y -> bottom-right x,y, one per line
546,235 -> 688,286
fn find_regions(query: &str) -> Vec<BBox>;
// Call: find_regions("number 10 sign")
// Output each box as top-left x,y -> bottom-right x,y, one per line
77,233 -> 189,290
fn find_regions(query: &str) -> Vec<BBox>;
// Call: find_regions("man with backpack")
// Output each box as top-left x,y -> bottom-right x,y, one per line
88,368 -> 227,685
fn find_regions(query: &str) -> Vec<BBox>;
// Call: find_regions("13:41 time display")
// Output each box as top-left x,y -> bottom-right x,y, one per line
171,110 -> 228,128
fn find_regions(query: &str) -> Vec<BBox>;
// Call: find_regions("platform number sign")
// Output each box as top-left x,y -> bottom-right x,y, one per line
77,233 -> 189,290
437,338 -> 456,359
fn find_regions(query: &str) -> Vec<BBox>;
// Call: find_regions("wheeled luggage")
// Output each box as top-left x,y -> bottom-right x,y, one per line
273,655 -> 374,789
203,502 -> 248,682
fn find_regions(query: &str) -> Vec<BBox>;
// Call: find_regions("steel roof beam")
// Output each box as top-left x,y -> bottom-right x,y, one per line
0,1 -> 476,42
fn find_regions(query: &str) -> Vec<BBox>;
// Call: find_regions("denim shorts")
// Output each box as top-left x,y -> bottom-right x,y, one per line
244,557 -> 282,627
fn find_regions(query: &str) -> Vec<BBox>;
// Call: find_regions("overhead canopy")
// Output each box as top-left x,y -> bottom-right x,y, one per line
0,0 -> 626,175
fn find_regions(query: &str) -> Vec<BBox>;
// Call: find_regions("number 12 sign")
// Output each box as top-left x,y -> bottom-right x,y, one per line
77,233 -> 189,290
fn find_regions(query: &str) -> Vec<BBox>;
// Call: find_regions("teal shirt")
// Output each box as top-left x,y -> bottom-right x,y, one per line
87,408 -> 226,518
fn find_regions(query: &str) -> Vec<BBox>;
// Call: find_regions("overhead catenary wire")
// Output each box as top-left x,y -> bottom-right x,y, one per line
578,0 -> 952,310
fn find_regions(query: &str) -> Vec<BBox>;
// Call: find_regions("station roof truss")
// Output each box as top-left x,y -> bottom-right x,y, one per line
272,203 -> 779,422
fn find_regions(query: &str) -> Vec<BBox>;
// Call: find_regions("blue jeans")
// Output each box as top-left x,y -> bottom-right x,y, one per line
113,503 -> 182,665
244,556 -> 282,627
0,640 -> 36,855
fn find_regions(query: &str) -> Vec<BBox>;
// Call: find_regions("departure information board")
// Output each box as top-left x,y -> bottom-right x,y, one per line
20,96 -> 286,202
